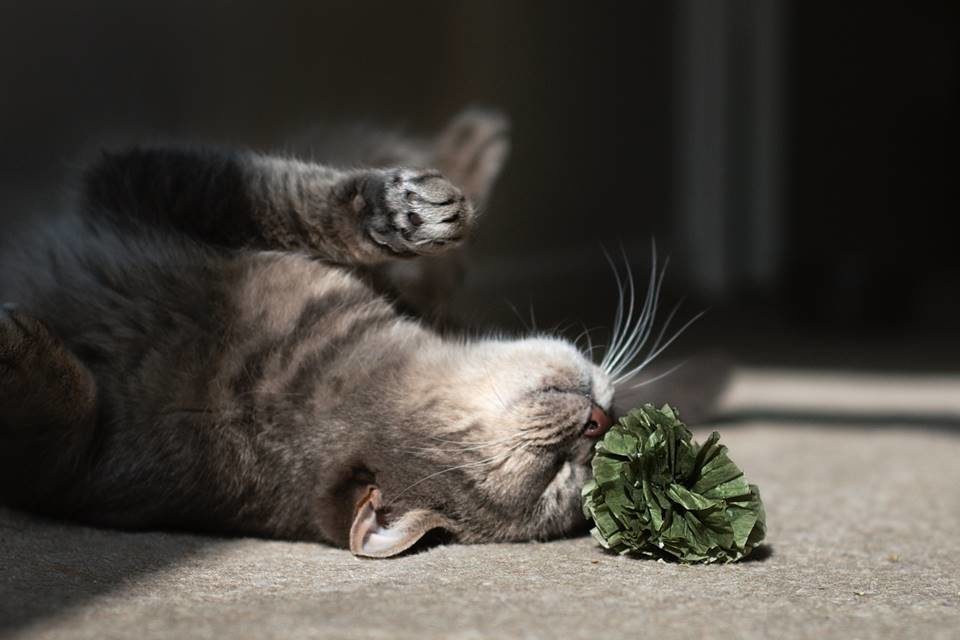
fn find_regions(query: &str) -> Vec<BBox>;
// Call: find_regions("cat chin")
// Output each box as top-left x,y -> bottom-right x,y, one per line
549,461 -> 594,537
539,459 -> 592,521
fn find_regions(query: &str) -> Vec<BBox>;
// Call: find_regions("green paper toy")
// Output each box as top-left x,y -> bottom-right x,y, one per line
581,404 -> 766,563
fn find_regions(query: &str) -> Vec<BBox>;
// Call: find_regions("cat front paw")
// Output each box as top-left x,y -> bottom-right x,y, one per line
355,169 -> 474,257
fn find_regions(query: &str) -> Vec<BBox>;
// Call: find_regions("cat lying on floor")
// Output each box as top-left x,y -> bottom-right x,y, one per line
0,110 -> 703,557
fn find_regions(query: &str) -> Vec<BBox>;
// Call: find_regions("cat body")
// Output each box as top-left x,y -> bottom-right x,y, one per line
0,111 -> 619,556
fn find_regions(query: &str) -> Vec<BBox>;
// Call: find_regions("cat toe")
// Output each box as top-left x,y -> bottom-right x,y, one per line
365,169 -> 474,257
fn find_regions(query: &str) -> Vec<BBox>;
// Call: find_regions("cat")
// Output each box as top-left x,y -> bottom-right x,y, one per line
0,110 -> 704,557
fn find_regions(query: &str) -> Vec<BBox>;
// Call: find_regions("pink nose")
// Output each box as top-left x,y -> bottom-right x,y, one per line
583,404 -> 614,438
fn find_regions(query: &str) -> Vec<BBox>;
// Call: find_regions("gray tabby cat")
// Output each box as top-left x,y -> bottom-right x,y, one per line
0,110 -> 690,557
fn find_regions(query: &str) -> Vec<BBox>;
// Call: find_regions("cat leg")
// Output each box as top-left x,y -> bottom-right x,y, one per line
0,304 -> 98,511
431,108 -> 510,210
294,108 -> 510,210
354,109 -> 511,322
337,166 -> 475,260
82,147 -> 475,265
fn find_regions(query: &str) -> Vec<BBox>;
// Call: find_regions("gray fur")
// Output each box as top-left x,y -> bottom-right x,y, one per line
0,111 -> 623,552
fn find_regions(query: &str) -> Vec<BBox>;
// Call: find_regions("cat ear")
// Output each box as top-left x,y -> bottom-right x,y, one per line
433,108 -> 510,208
349,486 -> 456,558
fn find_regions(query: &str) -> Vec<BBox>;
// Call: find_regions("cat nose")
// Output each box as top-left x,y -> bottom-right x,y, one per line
583,404 -> 613,438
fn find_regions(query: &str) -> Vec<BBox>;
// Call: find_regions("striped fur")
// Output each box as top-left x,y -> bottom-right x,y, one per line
0,112 -> 625,551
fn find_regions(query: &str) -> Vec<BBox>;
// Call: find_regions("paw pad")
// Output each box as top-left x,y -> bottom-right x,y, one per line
365,169 -> 474,256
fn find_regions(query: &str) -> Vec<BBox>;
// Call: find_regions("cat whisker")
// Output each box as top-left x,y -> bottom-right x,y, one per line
599,246 -> 626,373
426,424 -> 531,446
608,253 -> 668,380
419,431 -> 526,453
597,241 -> 704,388
612,310 -> 704,387
550,320 -> 579,340
573,322 -> 596,358
505,299 -> 531,332
479,359 -> 512,412
625,359 -> 688,389
605,246 -> 659,378
605,244 -> 642,374
388,440 -> 529,505
231,388 -> 310,399
582,343 -> 608,358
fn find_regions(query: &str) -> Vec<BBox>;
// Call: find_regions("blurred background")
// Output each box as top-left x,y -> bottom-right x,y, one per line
1,0 -> 957,372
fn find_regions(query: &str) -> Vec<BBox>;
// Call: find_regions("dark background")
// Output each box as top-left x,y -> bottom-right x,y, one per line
1,0 -> 957,371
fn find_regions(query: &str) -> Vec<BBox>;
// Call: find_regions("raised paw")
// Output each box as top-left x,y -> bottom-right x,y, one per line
433,108 -> 510,207
354,169 -> 474,257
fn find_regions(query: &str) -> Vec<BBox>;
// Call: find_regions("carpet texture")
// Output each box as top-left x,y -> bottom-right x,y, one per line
2,369 -> 959,639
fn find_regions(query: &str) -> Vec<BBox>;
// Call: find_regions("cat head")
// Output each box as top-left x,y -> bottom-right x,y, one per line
348,254 -> 705,557
349,336 -> 614,557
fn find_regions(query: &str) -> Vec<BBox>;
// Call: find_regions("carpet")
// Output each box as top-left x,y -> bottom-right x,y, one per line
2,368 -> 959,639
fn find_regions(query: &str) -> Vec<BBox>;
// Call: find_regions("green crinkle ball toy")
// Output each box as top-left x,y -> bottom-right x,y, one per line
581,403 -> 766,564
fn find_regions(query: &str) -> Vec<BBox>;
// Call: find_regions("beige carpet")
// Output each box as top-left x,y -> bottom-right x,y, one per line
2,369 -> 959,640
